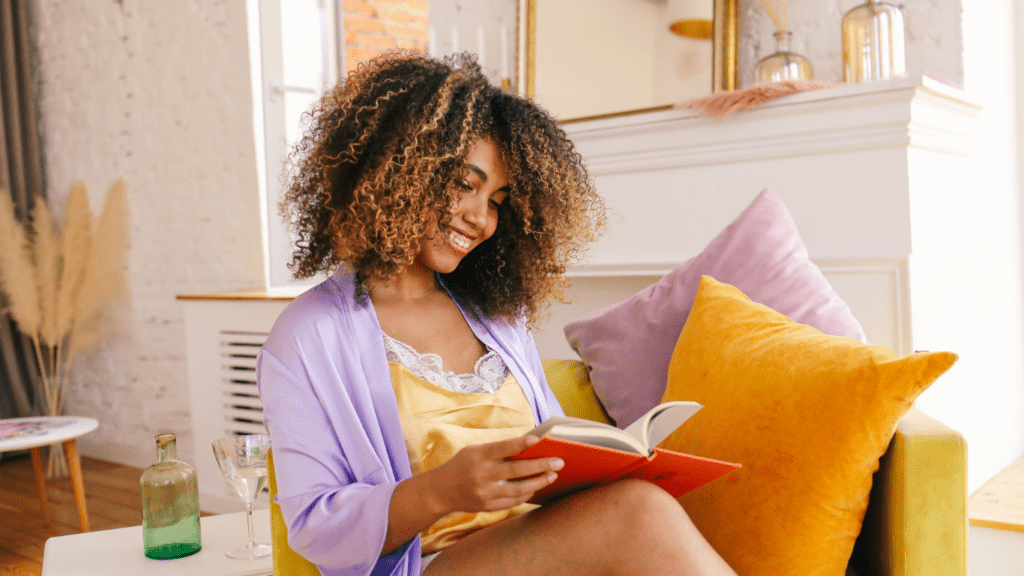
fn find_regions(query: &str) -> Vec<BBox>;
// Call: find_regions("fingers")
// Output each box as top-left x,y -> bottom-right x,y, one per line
502,454 -> 564,481
481,433 -> 564,484
483,434 -> 540,460
480,467 -> 559,511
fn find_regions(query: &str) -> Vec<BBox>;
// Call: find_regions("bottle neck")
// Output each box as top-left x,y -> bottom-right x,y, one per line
773,31 -> 793,52
156,433 -> 177,463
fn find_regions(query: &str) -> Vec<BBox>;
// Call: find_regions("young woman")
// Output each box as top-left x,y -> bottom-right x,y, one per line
257,52 -> 735,576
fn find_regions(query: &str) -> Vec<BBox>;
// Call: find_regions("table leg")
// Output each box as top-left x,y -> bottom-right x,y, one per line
29,446 -> 51,525
63,439 -> 90,532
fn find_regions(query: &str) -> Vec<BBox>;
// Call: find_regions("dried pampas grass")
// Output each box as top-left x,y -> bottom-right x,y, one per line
757,0 -> 789,34
0,180 -> 131,478
34,200 -> 62,349
56,184 -> 93,345
0,193 -> 40,338
677,80 -> 837,118
70,179 -> 131,357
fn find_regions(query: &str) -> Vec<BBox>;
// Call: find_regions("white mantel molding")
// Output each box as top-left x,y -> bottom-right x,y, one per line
529,75 -> 978,359
565,257 -> 905,279
563,76 -> 981,176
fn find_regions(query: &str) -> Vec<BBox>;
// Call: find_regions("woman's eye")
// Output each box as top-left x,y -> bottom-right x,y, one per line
459,180 -> 473,190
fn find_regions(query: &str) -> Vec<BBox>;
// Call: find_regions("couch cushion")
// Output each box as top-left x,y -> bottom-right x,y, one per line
541,359 -> 612,424
563,189 -> 866,428
659,276 -> 956,576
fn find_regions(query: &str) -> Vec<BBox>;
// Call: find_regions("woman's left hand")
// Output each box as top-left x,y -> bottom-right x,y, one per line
423,434 -> 563,514
381,434 -> 563,556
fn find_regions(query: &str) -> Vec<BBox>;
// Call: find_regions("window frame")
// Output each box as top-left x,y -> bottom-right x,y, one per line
250,0 -> 340,290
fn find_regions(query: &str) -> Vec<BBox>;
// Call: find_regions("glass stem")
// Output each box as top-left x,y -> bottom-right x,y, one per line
245,501 -> 256,547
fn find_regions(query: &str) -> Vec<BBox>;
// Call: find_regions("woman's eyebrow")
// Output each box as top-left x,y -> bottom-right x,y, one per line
467,163 -> 488,182
467,163 -> 512,192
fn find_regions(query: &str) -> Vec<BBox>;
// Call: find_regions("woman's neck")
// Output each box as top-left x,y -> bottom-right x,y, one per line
369,261 -> 442,304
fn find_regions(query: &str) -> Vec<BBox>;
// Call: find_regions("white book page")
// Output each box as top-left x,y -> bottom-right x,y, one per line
529,416 -> 648,454
623,401 -> 703,451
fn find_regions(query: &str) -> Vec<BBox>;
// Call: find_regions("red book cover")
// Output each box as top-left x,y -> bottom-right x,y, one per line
511,437 -> 740,505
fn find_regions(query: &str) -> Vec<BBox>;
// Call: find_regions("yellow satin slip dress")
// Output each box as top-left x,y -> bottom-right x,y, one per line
386,335 -> 538,554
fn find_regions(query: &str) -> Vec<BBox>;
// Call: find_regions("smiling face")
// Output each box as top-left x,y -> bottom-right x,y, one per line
414,138 -> 511,275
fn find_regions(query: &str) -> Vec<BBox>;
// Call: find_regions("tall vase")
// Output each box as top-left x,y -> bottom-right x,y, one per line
754,32 -> 813,85
842,0 -> 906,82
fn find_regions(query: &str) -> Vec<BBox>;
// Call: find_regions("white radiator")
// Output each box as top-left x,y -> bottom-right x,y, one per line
219,330 -> 269,437
181,297 -> 290,514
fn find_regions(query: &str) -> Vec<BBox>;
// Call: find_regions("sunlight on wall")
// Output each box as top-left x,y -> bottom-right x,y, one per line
911,0 -> 1024,493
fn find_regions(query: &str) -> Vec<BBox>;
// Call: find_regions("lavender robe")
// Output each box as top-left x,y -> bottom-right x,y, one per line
257,270 -> 564,576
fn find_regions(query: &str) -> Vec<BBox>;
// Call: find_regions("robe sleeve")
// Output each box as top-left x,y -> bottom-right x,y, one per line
257,286 -> 418,576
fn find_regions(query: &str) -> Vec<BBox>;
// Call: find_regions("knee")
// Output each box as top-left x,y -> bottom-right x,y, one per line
599,479 -> 689,535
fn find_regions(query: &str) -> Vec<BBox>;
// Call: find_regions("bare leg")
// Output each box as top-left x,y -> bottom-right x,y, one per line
425,479 -> 735,576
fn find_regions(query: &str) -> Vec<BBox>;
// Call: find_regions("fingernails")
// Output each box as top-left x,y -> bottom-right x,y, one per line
524,435 -> 540,446
547,472 -> 558,482
550,458 -> 564,470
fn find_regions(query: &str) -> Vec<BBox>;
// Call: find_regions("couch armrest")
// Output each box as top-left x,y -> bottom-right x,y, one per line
850,408 -> 967,576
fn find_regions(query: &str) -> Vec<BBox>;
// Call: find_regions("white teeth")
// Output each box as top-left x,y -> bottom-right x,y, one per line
449,230 -> 472,251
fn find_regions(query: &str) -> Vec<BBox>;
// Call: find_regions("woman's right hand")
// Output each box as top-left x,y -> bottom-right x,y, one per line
425,435 -> 564,514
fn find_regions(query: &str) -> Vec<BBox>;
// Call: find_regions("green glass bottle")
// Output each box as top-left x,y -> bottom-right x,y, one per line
140,432 -> 202,559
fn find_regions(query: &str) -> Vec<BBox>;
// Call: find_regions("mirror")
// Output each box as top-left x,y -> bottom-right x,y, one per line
517,0 -> 737,122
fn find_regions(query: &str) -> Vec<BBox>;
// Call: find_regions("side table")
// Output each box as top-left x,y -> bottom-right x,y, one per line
0,415 -> 99,531
42,509 -> 273,576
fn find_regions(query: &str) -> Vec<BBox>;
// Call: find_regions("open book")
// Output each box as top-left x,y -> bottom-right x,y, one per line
511,401 -> 739,504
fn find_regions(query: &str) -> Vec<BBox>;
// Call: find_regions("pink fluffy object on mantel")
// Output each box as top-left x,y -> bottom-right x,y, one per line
677,80 -> 837,118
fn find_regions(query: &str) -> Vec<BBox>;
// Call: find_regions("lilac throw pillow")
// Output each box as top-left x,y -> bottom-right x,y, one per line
563,189 -> 867,428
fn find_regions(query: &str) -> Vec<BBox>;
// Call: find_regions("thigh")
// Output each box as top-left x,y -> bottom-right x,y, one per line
424,478 -> 731,576
423,483 -> 625,576
424,479 -> 737,576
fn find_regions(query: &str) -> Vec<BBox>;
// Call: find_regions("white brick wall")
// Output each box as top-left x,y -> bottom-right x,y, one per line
33,0 -> 264,470
738,0 -> 964,88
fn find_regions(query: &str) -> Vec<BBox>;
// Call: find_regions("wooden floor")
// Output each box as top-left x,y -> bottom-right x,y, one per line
0,452 -> 146,575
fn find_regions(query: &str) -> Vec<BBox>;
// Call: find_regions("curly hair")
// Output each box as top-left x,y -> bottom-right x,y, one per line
281,51 -> 606,326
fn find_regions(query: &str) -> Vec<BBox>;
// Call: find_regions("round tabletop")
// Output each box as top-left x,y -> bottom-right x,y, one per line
0,416 -> 100,452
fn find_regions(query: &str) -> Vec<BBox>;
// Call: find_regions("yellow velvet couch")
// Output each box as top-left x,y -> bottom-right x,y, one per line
267,359 -> 967,576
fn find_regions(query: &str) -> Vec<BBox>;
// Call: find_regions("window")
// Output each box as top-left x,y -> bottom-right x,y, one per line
250,0 -> 338,289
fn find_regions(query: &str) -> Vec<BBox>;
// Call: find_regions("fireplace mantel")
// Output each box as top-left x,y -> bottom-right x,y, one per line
557,75 -> 979,278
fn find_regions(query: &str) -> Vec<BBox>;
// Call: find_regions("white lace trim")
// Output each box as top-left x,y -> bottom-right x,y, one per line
383,333 -> 510,394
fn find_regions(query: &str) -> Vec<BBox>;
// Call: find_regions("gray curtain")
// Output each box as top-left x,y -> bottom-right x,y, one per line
0,0 -> 46,422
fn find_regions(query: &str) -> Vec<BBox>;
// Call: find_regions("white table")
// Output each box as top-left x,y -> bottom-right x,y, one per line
0,416 -> 99,531
42,508 -> 273,576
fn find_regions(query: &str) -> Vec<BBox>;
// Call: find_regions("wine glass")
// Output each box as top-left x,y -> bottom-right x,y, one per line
211,434 -> 273,559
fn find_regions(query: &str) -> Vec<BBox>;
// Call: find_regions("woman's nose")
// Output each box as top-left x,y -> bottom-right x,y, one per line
460,193 -> 488,227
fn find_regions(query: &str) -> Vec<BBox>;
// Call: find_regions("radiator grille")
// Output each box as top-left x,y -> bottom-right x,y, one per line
220,330 -> 269,437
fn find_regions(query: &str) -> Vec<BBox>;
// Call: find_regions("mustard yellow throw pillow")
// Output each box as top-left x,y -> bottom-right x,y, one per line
660,276 -> 957,576
542,359 -> 613,425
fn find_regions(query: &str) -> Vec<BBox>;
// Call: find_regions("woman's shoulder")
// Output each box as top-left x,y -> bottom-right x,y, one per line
264,270 -> 371,353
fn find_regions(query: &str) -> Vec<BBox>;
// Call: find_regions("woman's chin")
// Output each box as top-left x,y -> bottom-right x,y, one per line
422,254 -> 465,275
439,257 -> 465,274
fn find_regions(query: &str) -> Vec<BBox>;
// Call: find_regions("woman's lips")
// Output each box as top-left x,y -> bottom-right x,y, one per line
449,229 -> 474,255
